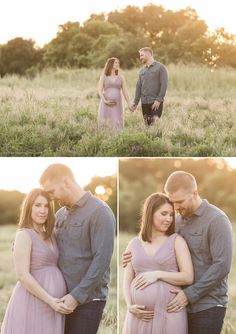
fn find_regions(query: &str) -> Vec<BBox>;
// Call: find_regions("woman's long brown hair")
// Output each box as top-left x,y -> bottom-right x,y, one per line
140,192 -> 175,242
103,57 -> 119,76
18,188 -> 55,240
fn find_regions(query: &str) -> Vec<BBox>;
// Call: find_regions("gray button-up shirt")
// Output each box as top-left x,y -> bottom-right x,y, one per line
55,191 -> 116,304
134,60 -> 168,105
176,199 -> 233,313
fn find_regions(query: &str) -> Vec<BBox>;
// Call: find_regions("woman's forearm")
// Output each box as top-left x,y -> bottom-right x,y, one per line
18,272 -> 53,306
122,88 -> 130,105
158,270 -> 193,286
123,288 -> 132,307
98,88 -> 105,101
121,76 -> 131,106
123,276 -> 133,306
123,263 -> 135,307
98,77 -> 106,101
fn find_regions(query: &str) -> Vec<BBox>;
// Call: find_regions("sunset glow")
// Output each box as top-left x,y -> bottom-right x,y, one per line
1,0 -> 235,46
0,158 -> 117,193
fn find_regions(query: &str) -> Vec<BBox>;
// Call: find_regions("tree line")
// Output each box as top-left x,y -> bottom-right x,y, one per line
0,174 -> 116,225
119,158 -> 236,233
0,4 -> 236,76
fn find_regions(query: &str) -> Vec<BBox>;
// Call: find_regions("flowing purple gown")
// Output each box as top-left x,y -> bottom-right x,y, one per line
123,233 -> 188,334
98,75 -> 124,128
1,229 -> 67,334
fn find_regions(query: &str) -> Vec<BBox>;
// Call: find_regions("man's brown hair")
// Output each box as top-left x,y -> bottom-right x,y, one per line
164,171 -> 197,194
39,164 -> 75,185
139,47 -> 153,55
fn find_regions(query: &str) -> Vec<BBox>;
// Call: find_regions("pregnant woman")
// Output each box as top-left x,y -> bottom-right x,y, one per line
122,193 -> 194,334
1,189 -> 72,334
98,57 -> 131,129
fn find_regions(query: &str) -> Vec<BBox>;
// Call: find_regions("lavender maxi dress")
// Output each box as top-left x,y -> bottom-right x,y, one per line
123,233 -> 188,334
98,74 -> 124,128
1,229 -> 66,334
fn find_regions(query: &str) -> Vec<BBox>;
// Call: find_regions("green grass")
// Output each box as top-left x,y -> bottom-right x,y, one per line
119,230 -> 236,334
0,225 -> 117,334
0,64 -> 236,156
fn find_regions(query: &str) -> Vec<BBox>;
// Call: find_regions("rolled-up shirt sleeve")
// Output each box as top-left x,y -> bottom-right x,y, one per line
70,206 -> 115,304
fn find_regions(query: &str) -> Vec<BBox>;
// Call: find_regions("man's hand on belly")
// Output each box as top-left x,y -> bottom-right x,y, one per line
128,304 -> 154,322
167,289 -> 188,313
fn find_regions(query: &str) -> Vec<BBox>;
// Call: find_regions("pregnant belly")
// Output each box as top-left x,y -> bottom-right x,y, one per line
104,88 -> 120,101
33,267 -> 67,298
131,279 -> 159,310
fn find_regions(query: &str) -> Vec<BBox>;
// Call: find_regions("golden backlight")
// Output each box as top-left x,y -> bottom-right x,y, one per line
0,0 -> 235,46
0,158 -> 117,193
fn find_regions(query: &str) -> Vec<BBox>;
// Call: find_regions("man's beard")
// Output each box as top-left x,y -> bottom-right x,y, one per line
178,207 -> 193,219
57,199 -> 68,207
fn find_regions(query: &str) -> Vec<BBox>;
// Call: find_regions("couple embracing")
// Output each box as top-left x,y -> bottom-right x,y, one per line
1,164 -> 115,334
98,47 -> 168,128
122,171 -> 233,334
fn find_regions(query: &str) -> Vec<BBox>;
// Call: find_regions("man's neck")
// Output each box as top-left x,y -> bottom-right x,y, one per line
146,58 -> 155,66
185,197 -> 203,219
193,197 -> 203,212
68,188 -> 86,208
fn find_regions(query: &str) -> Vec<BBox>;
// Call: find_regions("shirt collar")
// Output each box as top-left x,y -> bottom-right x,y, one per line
75,191 -> 92,207
193,199 -> 208,216
145,60 -> 157,68
182,199 -> 208,222
66,191 -> 91,210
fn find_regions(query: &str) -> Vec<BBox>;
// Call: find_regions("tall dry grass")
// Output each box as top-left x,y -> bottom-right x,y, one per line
0,64 -> 236,156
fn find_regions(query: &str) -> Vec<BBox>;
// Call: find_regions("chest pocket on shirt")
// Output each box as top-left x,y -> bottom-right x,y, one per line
67,222 -> 83,240
188,230 -> 203,252
149,69 -> 158,78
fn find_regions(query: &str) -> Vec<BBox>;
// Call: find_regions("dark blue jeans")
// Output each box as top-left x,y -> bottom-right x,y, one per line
141,102 -> 163,126
65,300 -> 106,334
188,306 -> 226,334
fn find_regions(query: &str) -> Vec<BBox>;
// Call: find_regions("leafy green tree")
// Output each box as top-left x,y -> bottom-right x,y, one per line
211,28 -> 236,67
66,32 -> 94,67
43,21 -> 81,67
83,19 -> 120,39
108,6 -> 144,34
87,29 -> 151,68
2,4 -> 236,72
142,4 -> 165,41
84,175 -> 117,218
0,190 -> 24,225
0,38 -> 42,76
119,159 -> 236,233
85,13 -> 106,23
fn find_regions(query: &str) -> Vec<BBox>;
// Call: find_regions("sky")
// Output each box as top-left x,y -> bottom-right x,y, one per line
0,158 -> 117,193
224,158 -> 236,170
0,0 -> 235,47
0,157 -> 236,193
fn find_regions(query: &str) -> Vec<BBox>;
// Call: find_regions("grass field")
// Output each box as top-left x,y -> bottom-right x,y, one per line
0,225 -> 117,334
119,231 -> 236,334
0,64 -> 236,156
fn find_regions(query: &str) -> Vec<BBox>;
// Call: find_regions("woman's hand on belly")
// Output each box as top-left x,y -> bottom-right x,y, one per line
128,304 -> 154,322
104,99 -> 117,106
134,271 -> 160,290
